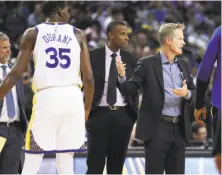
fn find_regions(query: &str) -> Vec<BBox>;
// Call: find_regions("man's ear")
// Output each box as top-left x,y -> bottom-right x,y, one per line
58,8 -> 62,17
165,37 -> 171,45
108,32 -> 113,40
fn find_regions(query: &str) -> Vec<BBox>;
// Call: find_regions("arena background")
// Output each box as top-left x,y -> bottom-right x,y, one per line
0,1 -> 221,174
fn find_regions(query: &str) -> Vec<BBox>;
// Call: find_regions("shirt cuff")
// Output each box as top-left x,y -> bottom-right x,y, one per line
184,90 -> 191,100
118,76 -> 126,84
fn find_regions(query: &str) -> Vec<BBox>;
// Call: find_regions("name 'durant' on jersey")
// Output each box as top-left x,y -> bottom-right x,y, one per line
42,33 -> 72,45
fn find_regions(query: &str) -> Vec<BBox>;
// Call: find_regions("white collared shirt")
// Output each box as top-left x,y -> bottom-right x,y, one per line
98,45 -> 127,106
0,63 -> 20,123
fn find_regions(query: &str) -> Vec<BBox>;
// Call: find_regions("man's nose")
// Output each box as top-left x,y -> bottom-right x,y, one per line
182,40 -> 185,45
7,48 -> 11,54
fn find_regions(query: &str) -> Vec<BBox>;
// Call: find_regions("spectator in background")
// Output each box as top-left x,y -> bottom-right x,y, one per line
27,3 -> 42,27
187,121 -> 212,150
192,122 -> 207,143
103,8 -> 124,32
0,2 -> 7,31
4,7 -> 27,40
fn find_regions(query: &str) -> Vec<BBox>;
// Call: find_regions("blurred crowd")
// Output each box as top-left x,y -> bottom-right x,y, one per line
0,1 -> 220,147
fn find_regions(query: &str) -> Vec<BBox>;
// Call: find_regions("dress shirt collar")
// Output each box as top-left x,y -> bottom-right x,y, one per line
0,63 -> 9,68
105,44 -> 120,58
160,51 -> 178,64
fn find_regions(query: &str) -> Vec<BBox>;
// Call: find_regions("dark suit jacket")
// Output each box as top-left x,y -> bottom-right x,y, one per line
0,65 -> 27,133
119,52 -> 195,141
89,46 -> 139,121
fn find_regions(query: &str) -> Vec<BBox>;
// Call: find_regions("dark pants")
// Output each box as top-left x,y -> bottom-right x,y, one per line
0,122 -> 24,174
212,107 -> 221,155
86,106 -> 134,174
144,120 -> 185,174
18,150 -> 25,174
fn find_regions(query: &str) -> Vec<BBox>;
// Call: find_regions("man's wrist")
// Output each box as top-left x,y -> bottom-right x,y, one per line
119,74 -> 125,78
184,90 -> 191,100
118,75 -> 126,84
184,91 -> 188,97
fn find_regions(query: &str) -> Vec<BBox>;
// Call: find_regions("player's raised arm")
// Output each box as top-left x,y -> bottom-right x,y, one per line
76,28 -> 94,120
0,28 -> 36,100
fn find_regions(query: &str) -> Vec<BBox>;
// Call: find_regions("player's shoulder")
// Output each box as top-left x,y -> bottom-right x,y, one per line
215,25 -> 221,37
216,25 -> 221,33
23,27 -> 38,39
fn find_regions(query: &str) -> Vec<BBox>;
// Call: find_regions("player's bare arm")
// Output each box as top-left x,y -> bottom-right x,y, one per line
0,28 -> 36,100
76,28 -> 94,115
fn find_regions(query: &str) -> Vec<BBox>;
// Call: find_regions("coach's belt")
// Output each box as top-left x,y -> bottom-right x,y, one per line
98,106 -> 125,111
109,106 -> 124,111
161,115 -> 180,124
0,121 -> 20,127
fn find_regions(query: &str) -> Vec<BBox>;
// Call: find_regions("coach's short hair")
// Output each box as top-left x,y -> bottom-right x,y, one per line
107,21 -> 127,37
0,32 -> 9,41
158,23 -> 185,46
42,1 -> 67,18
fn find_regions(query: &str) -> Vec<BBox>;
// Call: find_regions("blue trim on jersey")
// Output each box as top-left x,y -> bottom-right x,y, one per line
44,22 -> 67,25
23,148 -> 87,154
73,27 -> 76,36
35,26 -> 38,34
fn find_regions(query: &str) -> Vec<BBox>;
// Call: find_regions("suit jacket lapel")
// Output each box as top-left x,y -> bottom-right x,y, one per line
153,52 -> 164,93
99,47 -> 106,82
120,50 -> 128,78
120,49 -> 127,63
177,59 -> 187,80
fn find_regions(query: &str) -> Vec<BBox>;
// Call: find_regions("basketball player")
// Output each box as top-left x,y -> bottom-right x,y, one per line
0,1 -> 94,174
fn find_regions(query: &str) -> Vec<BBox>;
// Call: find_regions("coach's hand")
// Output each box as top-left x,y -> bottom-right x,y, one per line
85,109 -> 90,121
171,80 -> 188,97
116,57 -> 126,78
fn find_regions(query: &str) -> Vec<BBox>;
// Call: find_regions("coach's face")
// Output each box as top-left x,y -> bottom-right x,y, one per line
0,39 -> 11,64
168,29 -> 185,55
110,25 -> 129,48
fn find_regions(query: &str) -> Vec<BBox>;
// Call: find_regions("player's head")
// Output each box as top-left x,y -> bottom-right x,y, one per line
107,21 -> 129,48
42,1 -> 69,23
0,32 -> 11,64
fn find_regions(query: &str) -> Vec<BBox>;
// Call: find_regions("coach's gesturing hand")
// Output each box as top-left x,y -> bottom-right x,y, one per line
171,80 -> 188,97
116,57 -> 126,78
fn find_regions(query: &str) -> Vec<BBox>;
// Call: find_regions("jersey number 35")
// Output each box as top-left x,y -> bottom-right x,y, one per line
45,47 -> 71,69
